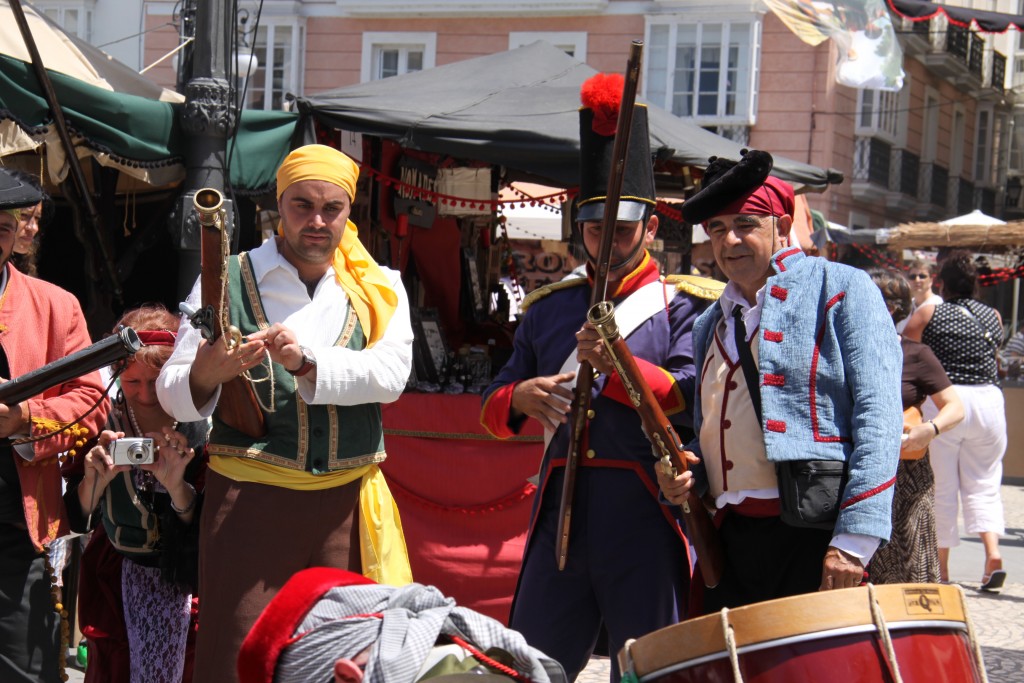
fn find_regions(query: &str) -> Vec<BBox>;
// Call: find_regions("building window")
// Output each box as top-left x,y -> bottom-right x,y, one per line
974,108 -> 992,183
38,3 -> 92,40
645,18 -> 760,125
951,106 -> 965,178
245,21 -> 304,111
1009,113 -> 1024,171
922,90 -> 939,163
361,32 -> 436,82
509,32 -> 587,59
855,81 -> 909,145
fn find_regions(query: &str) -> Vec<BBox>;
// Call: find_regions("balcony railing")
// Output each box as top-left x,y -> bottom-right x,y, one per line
992,51 -> 1006,91
911,17 -> 930,40
854,137 -> 891,187
900,150 -> 919,197
968,33 -> 984,79
947,24 -> 970,61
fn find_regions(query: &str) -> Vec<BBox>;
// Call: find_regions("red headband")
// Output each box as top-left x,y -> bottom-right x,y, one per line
136,330 -> 176,347
715,175 -> 795,220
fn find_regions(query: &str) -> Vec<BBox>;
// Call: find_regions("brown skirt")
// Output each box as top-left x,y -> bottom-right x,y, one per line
869,454 -> 940,584
191,470 -> 361,683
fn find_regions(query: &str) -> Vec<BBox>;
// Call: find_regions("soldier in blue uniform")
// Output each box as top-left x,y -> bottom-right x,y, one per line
480,73 -> 721,682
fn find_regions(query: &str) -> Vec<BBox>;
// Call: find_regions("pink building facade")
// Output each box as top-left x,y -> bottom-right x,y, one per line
132,1 -> 1016,230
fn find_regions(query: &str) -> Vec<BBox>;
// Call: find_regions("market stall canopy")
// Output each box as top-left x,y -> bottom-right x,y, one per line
296,41 -> 840,191
0,54 -> 296,193
939,209 -> 1006,226
0,0 -> 296,194
0,0 -> 181,102
887,0 -> 1024,32
878,221 -> 1024,249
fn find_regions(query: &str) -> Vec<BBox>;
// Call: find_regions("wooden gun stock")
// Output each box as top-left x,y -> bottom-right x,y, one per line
196,188 -> 267,439
556,40 -> 644,571
589,300 -> 724,588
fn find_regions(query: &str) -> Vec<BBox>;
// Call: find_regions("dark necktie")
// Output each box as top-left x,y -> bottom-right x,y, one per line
732,306 -> 763,425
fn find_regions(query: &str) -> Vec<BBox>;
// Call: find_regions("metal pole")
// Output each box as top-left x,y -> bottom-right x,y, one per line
9,0 -> 123,306
1012,278 -> 1020,340
175,0 -> 237,300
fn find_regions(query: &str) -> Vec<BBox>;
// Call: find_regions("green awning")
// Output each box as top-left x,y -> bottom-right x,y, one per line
0,54 -> 296,193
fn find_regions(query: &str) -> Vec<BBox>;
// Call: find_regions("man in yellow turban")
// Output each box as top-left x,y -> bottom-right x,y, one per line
156,144 -> 414,683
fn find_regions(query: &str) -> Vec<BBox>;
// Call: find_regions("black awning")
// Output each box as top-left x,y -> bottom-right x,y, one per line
888,0 -> 1024,33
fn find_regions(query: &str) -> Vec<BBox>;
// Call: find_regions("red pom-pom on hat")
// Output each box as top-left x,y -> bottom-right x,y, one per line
581,73 -> 624,136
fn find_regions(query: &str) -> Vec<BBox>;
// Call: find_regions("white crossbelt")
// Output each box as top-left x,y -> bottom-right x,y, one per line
543,279 -> 673,450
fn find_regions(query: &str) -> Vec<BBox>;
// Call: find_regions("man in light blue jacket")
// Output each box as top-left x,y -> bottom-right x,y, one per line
659,150 -> 902,612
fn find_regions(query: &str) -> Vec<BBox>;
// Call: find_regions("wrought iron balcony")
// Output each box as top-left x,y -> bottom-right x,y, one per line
900,150 -> 919,197
854,137 -> 891,187
991,51 -> 1006,92
947,24 -> 970,61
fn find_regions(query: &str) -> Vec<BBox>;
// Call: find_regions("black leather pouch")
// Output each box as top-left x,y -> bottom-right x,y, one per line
776,459 -> 848,530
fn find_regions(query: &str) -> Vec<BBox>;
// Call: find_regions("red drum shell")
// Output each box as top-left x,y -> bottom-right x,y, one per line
619,583 -> 985,683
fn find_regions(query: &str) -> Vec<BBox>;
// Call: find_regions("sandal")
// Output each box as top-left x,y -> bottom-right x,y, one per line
980,559 -> 1006,592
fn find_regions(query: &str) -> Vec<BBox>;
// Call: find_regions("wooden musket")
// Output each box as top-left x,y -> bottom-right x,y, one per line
194,188 -> 267,438
555,41 -> 643,571
589,301 -> 724,587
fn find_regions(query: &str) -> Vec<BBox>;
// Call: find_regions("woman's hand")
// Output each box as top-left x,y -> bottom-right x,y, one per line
901,423 -> 934,454
140,426 -> 198,521
78,430 -> 128,511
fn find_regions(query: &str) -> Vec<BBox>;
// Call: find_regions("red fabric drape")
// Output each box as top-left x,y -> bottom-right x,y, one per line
381,393 -> 543,623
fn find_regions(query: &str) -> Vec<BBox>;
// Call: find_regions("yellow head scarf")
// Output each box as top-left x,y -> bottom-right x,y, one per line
276,144 -> 397,347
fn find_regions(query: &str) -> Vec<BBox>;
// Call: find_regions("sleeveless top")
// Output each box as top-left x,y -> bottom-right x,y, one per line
921,298 -> 1002,385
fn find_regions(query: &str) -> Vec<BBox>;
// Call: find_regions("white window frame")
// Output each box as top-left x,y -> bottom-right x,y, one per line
35,1 -> 93,40
951,105 -> 966,177
246,18 -> 305,111
361,32 -> 437,83
921,87 -> 939,163
855,79 -> 910,146
974,105 -> 994,184
508,32 -> 587,60
1010,112 -> 1024,172
643,15 -> 761,126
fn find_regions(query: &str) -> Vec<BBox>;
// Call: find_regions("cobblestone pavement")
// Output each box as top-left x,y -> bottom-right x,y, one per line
67,485 -> 1024,683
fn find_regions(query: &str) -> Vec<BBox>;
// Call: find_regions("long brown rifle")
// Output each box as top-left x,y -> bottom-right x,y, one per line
191,188 -> 267,438
555,41 -> 643,571
589,302 -> 724,588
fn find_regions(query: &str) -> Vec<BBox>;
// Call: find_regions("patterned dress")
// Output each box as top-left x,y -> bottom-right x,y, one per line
869,339 -> 951,584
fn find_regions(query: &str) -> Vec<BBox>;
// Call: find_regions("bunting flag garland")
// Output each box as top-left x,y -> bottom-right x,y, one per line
850,243 -> 1024,286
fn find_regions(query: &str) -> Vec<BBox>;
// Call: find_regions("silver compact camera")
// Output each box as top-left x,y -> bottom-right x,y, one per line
110,437 -> 155,466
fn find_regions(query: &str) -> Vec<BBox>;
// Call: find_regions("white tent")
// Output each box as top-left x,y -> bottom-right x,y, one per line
939,209 -> 1007,226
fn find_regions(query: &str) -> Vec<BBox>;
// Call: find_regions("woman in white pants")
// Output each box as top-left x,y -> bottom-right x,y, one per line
905,250 -> 1007,590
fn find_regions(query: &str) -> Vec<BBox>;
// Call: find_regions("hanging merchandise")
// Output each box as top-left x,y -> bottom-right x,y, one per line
763,0 -> 904,91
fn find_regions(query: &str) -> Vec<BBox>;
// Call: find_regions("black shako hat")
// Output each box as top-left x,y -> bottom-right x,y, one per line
0,167 -> 42,211
576,73 -> 656,223
681,149 -> 774,225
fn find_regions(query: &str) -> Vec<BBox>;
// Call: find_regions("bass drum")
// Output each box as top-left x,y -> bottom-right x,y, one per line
619,583 -> 986,682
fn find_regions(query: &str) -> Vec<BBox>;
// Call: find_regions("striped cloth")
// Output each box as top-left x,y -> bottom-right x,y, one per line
274,582 -> 566,683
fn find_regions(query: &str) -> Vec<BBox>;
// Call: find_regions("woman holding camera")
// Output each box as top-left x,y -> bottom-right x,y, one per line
65,305 -> 208,683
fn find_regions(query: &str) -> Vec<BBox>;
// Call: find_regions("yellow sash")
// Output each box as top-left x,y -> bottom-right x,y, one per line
208,455 -> 412,585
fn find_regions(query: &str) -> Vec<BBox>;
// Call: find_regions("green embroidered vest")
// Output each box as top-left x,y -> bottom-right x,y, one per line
208,253 -> 385,473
